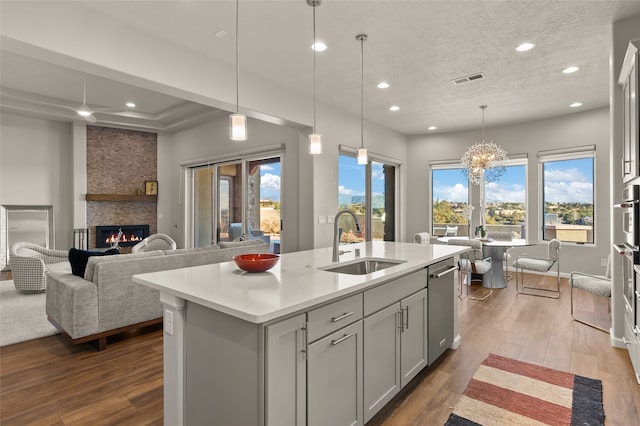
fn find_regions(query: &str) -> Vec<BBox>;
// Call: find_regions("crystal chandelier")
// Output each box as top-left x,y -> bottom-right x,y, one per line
461,105 -> 507,185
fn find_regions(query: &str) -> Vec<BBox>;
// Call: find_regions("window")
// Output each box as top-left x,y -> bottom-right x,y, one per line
188,150 -> 282,252
539,147 -> 594,243
431,165 -> 469,237
431,158 -> 527,238
338,151 -> 397,242
484,159 -> 527,238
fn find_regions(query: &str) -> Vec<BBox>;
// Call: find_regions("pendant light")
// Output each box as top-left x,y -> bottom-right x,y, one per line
308,0 -> 322,154
356,34 -> 368,165
230,0 -> 247,141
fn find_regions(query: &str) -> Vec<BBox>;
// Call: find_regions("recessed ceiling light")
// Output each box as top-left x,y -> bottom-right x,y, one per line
428,126 -> 437,131
377,82 -> 390,89
213,30 -> 228,38
570,102 -> 583,108
389,105 -> 400,111
126,102 -> 136,108
311,41 -> 327,52
516,42 -> 535,52
562,66 -> 580,74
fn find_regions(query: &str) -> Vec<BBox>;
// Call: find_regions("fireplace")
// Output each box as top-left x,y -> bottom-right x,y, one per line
95,225 -> 150,248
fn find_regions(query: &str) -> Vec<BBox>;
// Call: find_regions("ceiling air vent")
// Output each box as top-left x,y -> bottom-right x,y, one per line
451,72 -> 485,85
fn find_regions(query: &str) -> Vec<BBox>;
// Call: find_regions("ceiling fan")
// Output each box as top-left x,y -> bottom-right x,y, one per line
1,74 -> 129,123
75,74 -> 97,123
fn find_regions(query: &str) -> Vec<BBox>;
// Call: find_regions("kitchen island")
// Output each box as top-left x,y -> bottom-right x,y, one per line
133,241 -> 467,425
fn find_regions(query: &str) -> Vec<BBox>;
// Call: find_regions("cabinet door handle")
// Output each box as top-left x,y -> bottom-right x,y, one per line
331,332 -> 355,346
635,326 -> 640,336
331,311 -> 354,323
429,265 -> 458,279
403,306 -> 409,331
300,323 -> 308,354
397,311 -> 403,331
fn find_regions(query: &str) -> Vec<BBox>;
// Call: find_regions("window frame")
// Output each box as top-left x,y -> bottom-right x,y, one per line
429,161 -> 470,237
538,146 -> 595,245
338,146 -> 400,242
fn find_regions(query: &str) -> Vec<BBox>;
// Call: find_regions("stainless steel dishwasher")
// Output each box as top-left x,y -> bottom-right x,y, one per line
427,259 -> 458,364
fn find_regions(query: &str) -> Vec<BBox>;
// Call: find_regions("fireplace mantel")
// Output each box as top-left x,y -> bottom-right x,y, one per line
85,194 -> 157,202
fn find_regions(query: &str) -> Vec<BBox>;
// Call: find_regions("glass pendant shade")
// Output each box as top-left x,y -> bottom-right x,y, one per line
309,133 -> 322,154
229,113 -> 247,141
357,147 -> 368,165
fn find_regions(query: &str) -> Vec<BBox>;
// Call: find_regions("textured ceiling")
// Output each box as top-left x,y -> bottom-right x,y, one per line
2,0 -> 640,134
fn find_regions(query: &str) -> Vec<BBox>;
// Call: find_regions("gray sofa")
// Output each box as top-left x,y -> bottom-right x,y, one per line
46,240 -> 269,350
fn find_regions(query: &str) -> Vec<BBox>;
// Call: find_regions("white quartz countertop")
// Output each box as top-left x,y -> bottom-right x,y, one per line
133,241 -> 467,324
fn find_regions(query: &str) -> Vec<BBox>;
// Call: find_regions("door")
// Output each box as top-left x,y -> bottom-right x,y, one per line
363,303 -> 401,423
308,321 -> 363,426
265,314 -> 306,426
400,289 -> 428,387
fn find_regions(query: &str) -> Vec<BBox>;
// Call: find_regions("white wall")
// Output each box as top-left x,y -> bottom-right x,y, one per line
161,115 -> 302,252
407,107 -> 610,276
0,112 -> 73,249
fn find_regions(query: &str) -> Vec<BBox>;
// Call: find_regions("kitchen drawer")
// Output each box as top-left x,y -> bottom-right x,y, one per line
307,293 -> 363,342
364,269 -> 427,317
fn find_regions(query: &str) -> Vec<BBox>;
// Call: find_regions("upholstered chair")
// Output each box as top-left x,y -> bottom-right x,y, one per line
9,242 -> 70,293
447,238 -> 493,300
570,254 -> 612,333
486,231 -> 513,281
131,233 -> 177,253
413,232 -> 431,244
513,239 -> 561,298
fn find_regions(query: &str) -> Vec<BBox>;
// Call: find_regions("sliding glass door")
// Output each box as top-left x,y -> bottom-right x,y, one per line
190,155 -> 281,252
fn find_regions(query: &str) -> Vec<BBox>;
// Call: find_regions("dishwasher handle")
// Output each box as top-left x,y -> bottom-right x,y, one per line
429,265 -> 458,279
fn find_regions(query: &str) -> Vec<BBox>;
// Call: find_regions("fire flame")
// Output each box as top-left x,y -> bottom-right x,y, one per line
105,233 -> 142,244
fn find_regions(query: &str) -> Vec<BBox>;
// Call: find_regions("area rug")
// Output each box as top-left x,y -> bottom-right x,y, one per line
445,353 -> 604,426
0,280 -> 59,347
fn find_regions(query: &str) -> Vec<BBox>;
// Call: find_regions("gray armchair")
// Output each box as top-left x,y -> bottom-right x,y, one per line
9,242 -> 70,293
447,238 -> 493,300
131,233 -> 177,253
513,239 -> 561,298
570,254 -> 612,333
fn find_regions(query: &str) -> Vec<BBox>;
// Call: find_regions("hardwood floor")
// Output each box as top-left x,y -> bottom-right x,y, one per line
1,274 -> 639,425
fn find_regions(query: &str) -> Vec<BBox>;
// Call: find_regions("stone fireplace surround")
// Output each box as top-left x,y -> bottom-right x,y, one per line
86,126 -> 157,249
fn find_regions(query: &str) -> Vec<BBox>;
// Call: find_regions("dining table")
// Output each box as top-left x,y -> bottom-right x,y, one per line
436,236 -> 534,288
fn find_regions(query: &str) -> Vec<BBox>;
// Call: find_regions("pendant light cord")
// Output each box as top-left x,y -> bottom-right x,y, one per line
235,0 -> 240,114
360,36 -> 364,149
480,105 -> 487,139
312,3 -> 317,132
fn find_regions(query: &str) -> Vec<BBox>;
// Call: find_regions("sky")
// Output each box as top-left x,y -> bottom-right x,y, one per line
338,155 -> 385,199
432,158 -> 594,205
260,162 -> 281,201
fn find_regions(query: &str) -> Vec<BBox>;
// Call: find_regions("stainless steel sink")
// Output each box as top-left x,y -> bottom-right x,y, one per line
320,258 -> 406,275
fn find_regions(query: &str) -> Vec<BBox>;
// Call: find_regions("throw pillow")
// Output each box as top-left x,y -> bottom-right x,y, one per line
69,248 -> 120,277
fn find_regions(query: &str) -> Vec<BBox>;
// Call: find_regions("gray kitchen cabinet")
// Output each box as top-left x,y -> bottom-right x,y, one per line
363,269 -> 429,423
400,289 -> 429,386
363,303 -> 401,422
307,320 -> 364,426
265,313 -> 307,425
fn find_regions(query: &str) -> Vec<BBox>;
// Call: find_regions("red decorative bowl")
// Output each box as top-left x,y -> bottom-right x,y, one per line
233,253 -> 280,273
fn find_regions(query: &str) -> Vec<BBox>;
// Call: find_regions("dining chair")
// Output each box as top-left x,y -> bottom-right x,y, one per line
447,238 -> 493,300
570,254 -> 612,333
486,231 -> 513,282
513,239 -> 561,298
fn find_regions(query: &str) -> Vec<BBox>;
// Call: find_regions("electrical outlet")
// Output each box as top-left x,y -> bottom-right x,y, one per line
600,258 -> 607,267
164,309 -> 174,336
327,216 -> 334,224
318,216 -> 326,224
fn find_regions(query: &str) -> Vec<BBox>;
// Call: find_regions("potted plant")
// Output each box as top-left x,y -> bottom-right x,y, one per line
474,225 -> 487,239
